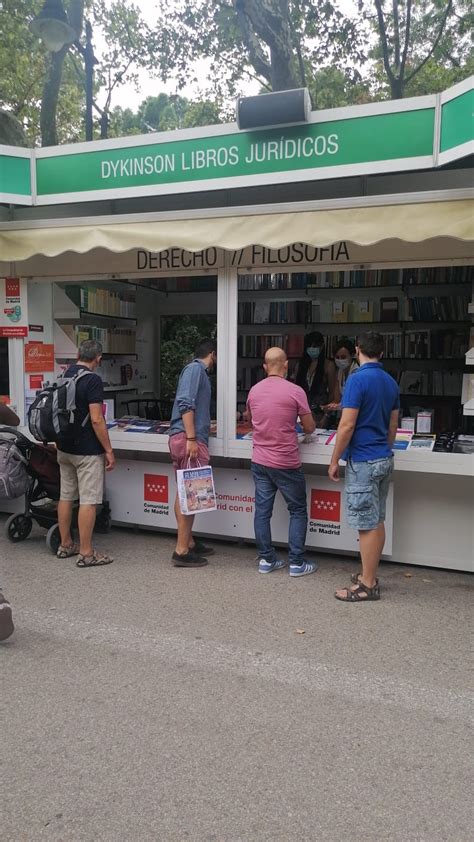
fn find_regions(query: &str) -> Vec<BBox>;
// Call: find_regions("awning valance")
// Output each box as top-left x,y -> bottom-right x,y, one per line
0,198 -> 472,262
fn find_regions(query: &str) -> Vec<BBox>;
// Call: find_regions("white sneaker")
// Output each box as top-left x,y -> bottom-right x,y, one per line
289,561 -> 318,578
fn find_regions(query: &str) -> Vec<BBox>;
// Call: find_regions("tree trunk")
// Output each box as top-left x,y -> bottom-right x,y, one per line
40,0 -> 85,146
41,47 -> 69,146
234,0 -> 300,90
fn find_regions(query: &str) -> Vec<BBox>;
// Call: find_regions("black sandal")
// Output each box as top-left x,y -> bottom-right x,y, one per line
351,572 -> 379,586
335,581 -> 380,602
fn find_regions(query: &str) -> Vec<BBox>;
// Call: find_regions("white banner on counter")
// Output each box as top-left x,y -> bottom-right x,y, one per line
106,461 -> 393,555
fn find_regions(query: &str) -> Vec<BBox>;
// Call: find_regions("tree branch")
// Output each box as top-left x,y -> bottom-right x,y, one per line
392,0 -> 400,72
405,0 -> 454,83
399,0 -> 412,81
373,0 -> 397,87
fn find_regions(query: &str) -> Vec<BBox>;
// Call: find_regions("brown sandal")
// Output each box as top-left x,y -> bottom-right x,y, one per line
57,543 -> 80,558
76,551 -> 114,568
351,572 -> 379,586
335,581 -> 381,602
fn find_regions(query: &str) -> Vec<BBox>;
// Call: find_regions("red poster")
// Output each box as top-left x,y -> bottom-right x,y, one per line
24,342 -> 55,373
1,277 -> 28,337
5,278 -> 20,297
144,474 -> 169,504
310,489 -> 341,522
29,374 -> 43,390
0,326 -> 28,337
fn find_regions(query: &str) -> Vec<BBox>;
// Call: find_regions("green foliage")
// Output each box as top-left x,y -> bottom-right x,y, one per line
108,94 -> 222,138
362,0 -> 473,99
160,315 -> 216,401
0,0 -> 84,144
152,0 -> 368,100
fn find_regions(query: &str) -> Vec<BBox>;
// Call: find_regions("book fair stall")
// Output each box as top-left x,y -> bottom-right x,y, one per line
1,77 -> 473,572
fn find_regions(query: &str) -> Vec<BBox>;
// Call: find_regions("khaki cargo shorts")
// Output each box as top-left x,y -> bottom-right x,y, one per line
57,451 -> 105,505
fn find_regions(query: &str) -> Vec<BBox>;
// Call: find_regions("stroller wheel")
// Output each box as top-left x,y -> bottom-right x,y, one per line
6,514 -> 33,542
46,523 -> 61,555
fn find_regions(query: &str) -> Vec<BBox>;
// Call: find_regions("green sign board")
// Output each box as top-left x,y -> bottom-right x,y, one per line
0,153 -> 31,199
36,108 -> 434,200
0,78 -> 472,205
440,88 -> 473,152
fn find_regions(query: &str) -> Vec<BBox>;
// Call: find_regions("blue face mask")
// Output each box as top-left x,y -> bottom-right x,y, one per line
306,347 -> 321,360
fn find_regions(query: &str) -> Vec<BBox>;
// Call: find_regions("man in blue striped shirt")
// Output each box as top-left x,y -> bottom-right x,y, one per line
169,339 -> 217,567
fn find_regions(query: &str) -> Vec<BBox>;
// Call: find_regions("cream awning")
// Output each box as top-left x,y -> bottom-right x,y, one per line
0,198 -> 472,262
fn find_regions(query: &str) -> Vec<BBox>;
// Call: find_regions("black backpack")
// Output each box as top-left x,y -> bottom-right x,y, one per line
28,369 -> 94,445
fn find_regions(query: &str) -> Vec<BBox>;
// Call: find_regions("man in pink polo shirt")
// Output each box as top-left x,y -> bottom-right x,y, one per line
247,347 -> 318,576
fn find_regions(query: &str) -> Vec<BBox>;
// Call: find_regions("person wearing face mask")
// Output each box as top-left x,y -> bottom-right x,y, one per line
322,339 -> 359,413
294,331 -> 337,427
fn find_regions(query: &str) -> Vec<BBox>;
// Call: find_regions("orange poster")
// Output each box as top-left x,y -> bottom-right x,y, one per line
24,342 -> 55,373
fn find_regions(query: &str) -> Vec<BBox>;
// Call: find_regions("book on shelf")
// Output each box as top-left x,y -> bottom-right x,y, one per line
238,334 -> 285,357
351,300 -> 374,322
286,334 -> 305,357
403,266 -> 473,285
380,297 -> 399,322
79,285 -> 136,318
399,369 -> 462,397
404,330 -> 431,359
253,301 -> 271,324
407,295 -> 469,322
332,301 -> 348,323
399,371 -> 426,395
63,324 -> 136,355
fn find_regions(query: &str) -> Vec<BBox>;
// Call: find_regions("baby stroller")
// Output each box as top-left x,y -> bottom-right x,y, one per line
1,428 -> 111,554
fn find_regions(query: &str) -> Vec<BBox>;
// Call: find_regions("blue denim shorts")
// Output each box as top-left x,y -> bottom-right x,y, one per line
344,456 -> 393,530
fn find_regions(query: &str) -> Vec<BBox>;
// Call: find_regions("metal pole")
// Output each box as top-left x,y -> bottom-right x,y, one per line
84,20 -> 94,141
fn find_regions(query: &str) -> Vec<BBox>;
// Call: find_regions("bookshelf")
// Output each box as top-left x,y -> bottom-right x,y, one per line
237,266 -> 473,415
53,283 -> 137,359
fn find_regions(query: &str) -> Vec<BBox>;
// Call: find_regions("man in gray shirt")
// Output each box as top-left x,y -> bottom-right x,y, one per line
168,339 -> 217,568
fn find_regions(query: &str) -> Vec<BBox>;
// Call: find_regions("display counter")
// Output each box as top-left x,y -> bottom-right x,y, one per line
106,429 -> 474,572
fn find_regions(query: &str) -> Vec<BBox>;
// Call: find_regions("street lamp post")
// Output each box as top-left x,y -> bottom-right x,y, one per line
30,0 -> 97,142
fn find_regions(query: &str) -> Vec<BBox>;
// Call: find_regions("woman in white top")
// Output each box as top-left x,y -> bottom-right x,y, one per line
322,339 -> 359,412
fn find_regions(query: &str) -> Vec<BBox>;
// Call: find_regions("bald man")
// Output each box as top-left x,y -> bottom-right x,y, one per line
246,347 -> 318,577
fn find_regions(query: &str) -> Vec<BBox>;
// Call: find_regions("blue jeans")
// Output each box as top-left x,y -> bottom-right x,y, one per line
251,462 -> 308,565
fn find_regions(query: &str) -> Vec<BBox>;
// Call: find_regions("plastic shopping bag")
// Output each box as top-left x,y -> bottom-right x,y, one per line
176,463 -> 217,515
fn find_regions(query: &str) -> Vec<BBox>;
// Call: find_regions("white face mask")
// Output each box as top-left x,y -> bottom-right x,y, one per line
335,358 -> 351,370
306,347 -> 321,360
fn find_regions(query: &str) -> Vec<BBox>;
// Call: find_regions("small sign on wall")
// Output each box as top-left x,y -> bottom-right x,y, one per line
24,342 -> 55,373
29,374 -> 43,390
0,277 -> 28,337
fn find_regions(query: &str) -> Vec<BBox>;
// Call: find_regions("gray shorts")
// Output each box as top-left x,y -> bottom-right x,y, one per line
57,451 -> 105,505
344,456 -> 393,531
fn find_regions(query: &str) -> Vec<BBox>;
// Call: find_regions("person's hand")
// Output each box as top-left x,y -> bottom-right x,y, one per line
186,439 -> 199,460
328,461 -> 340,482
105,450 -> 116,472
322,402 -> 340,412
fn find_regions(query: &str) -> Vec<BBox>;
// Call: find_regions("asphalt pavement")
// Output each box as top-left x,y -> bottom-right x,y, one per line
1,515 -> 473,841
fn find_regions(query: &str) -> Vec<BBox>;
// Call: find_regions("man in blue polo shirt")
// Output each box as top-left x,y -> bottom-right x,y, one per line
328,332 -> 400,602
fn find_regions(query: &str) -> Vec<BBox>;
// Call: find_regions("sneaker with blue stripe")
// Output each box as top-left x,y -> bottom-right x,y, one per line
258,558 -> 287,574
289,561 -> 318,577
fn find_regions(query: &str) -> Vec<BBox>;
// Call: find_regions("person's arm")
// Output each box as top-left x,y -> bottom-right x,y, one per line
0,404 -> 20,426
296,388 -> 316,435
328,408 -> 359,481
388,408 -> 399,448
181,410 -> 198,459
176,363 -> 203,459
89,403 -> 115,470
300,412 -> 316,434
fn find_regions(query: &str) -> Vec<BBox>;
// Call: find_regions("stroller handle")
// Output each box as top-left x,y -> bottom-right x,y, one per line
0,426 -> 36,446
